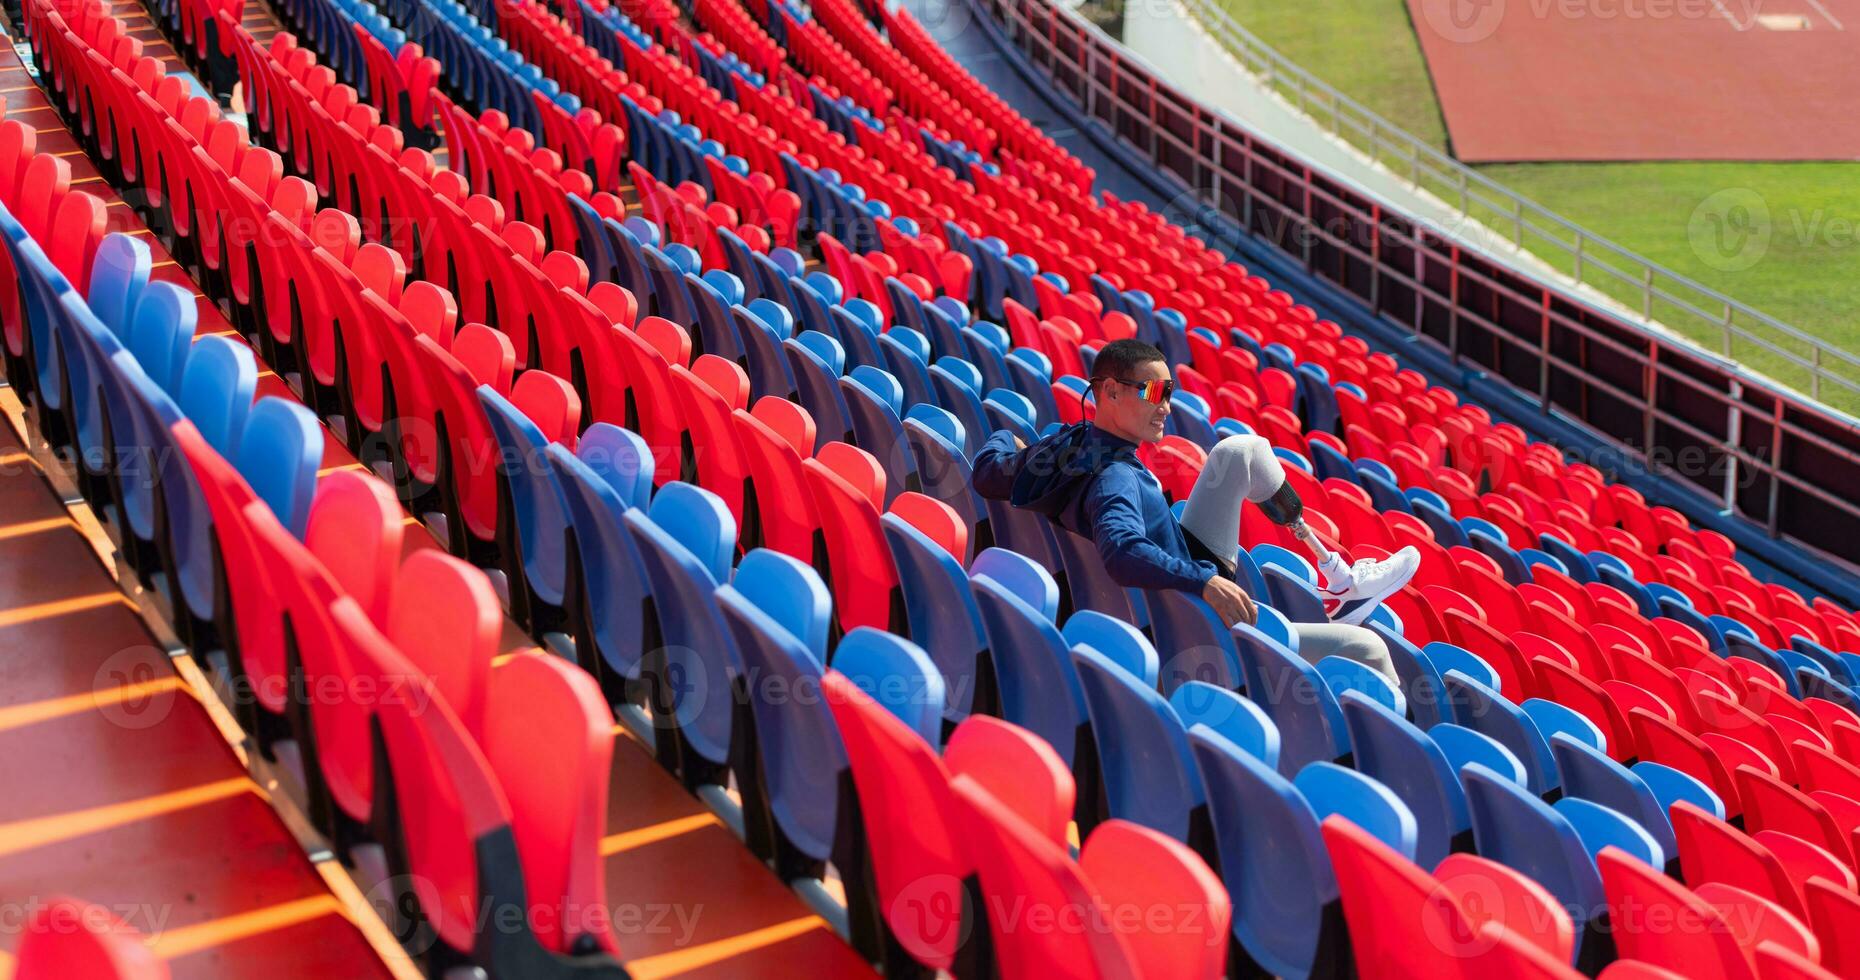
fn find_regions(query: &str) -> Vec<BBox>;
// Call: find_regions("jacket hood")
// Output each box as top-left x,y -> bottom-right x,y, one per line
1009,423 -> 1141,519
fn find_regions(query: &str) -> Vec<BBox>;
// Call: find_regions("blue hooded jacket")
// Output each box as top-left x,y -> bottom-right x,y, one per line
972,423 -> 1216,593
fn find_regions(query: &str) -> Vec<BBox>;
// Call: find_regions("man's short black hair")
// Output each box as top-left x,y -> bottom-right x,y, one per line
1090,338 -> 1167,383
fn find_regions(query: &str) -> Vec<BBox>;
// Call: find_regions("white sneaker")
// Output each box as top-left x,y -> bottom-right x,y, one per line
1320,546 -> 1421,626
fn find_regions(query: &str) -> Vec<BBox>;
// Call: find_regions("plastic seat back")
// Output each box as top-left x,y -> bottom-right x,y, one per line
126,278 -> 195,394
622,502 -> 735,769
716,583 -> 847,863
969,546 -> 1060,621
1598,847 -> 1757,980
547,442 -> 653,683
480,384 -> 575,606
944,714 -> 1075,848
1445,671 -> 1558,795
1073,644 -> 1200,841
1317,655 -> 1407,716
388,548 -> 501,737
1552,734 -> 1677,858
822,671 -> 966,969
176,333 -> 257,458
1232,621 -> 1348,773
832,626 -> 946,744
731,548 -> 832,662
1063,610 -> 1159,688
305,469 -> 404,626
1555,796 -> 1666,868
1078,820 -> 1232,980
948,776 -> 1139,978
882,513 -> 988,720
1189,725 -> 1345,977
969,576 -> 1086,766
1168,682 -> 1280,770
1293,761 -> 1419,857
1143,585 -> 1246,694
1462,763 -> 1606,959
479,653 -> 618,956
1320,816 -> 1483,980
802,441 -> 902,634
1434,853 -> 1577,967
236,396 -> 323,537
1341,691 -> 1467,868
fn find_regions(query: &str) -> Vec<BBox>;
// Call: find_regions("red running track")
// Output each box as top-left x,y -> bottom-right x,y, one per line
1405,0 -> 1860,161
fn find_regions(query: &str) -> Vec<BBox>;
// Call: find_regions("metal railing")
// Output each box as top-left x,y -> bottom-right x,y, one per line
971,0 -> 1860,572
1159,0 -> 1860,412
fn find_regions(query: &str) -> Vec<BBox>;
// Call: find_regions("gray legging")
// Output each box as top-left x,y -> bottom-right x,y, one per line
1175,434 -> 1397,681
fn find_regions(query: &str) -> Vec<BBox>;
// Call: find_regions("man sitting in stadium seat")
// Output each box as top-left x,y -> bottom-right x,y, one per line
973,338 -> 1418,679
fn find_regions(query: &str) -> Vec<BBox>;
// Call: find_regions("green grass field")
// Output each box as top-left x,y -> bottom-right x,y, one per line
1211,0 -> 1860,407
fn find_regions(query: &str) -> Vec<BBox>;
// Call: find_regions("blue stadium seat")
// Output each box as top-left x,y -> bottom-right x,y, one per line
1169,682 -> 1279,769
969,546 -> 1060,621
126,280 -> 197,395
480,384 -> 573,624
928,357 -> 991,459
236,396 -> 322,538
1062,610 -> 1159,688
1431,723 -> 1527,786
1072,644 -> 1201,843
623,486 -> 738,780
1370,623 -> 1449,729
1340,691 -> 1467,868
1521,698 -> 1608,756
969,575 -> 1085,768
86,232 -> 149,336
1553,796 -> 1664,869
1550,734 -> 1677,860
1188,726 -> 1350,979
1315,656 -> 1406,716
1461,763 -> 1605,965
1143,586 -> 1245,694
1051,523 -> 1147,625
1424,641 -> 1502,694
731,548 -> 832,662
881,513 -> 987,722
1633,760 -> 1727,820
1232,621 -> 1347,774
1443,671 -> 1558,795
878,330 -> 942,437
716,572 -> 847,870
900,407 -> 979,555
1292,762 -> 1417,857
785,331 -> 852,451
736,301 -> 799,402
839,365 -> 914,505
177,334 -> 257,459
545,435 -> 654,691
831,627 -> 945,744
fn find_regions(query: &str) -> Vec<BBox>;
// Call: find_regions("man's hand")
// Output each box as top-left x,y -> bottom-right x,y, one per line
1202,575 -> 1258,627
1013,434 -> 1026,450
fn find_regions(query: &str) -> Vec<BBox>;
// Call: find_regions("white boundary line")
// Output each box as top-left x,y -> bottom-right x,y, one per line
1800,0 -> 1845,31
1707,0 -> 1752,31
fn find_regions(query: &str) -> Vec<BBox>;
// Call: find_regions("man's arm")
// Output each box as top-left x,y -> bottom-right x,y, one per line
1084,470 -> 1218,593
970,429 -> 1026,501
